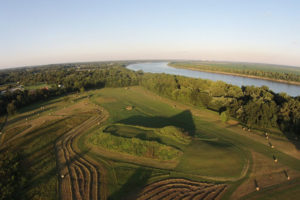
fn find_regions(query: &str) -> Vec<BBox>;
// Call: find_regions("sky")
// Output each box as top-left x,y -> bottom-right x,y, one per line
0,0 -> 300,68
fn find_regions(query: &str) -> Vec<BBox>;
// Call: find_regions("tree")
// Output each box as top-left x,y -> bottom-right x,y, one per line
6,102 -> 16,115
80,87 -> 85,93
220,111 -> 229,123
0,151 -> 27,200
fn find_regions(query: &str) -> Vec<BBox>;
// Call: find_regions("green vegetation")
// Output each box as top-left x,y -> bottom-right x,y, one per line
103,124 -> 191,145
1,62 -> 299,136
141,73 -> 300,136
90,130 -> 182,160
170,61 -> 300,82
0,151 -> 27,200
89,123 -> 191,161
24,83 -> 51,90
1,62 -> 300,200
79,87 -> 246,195
241,178 -> 300,200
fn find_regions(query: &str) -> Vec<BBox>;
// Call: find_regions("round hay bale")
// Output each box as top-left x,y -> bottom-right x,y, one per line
125,106 -> 133,111
256,187 -> 260,191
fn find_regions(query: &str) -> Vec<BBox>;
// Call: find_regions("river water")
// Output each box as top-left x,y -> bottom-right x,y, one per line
126,62 -> 300,97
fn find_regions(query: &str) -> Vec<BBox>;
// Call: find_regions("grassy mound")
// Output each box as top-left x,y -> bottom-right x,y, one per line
89,125 -> 185,160
89,132 -> 182,160
103,124 -> 191,145
158,126 -> 191,144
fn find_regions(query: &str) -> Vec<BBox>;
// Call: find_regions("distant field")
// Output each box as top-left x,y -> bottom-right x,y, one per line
24,83 -> 51,90
170,61 -> 300,83
170,61 -> 300,74
2,86 -> 300,200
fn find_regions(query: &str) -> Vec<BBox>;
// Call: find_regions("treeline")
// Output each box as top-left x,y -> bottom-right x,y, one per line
1,62 -> 300,135
170,62 -> 300,83
0,63 -> 139,115
0,151 -> 27,200
141,73 -> 300,134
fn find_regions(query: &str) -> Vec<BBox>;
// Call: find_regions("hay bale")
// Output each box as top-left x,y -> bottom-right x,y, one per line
256,187 -> 260,191
126,106 -> 133,111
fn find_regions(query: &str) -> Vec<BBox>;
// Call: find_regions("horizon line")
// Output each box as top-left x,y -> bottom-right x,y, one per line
1,58 -> 300,70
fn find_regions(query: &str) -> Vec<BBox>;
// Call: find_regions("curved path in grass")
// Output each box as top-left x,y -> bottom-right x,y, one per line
55,108 -> 108,200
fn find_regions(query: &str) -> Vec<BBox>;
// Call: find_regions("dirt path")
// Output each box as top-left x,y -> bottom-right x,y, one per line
55,109 -> 107,200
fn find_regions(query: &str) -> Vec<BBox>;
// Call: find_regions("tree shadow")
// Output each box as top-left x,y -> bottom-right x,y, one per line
117,110 -> 196,136
108,167 -> 152,200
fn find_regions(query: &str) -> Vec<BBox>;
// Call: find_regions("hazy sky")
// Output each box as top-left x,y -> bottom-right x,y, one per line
1,0 -> 300,68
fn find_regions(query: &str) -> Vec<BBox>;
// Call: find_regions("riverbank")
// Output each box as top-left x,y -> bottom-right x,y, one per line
169,64 -> 300,86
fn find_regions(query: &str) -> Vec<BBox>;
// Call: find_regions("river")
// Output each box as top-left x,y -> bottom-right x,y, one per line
126,62 -> 300,97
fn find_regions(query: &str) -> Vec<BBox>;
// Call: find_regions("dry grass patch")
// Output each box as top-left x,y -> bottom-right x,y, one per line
137,178 -> 227,200
231,151 -> 300,199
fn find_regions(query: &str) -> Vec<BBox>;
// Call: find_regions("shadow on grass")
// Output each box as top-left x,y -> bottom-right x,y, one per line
118,110 -> 196,137
109,168 -> 152,200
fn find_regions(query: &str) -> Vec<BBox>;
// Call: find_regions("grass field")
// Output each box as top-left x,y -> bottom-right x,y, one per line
24,83 -> 52,90
241,178 -> 300,200
170,61 -> 300,75
2,86 -> 300,200
77,87 -> 249,199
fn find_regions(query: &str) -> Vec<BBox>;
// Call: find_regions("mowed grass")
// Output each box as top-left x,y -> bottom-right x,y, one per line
175,139 -> 245,178
1,92 -> 95,200
8,116 -> 89,199
82,86 -> 300,199
241,178 -> 300,200
4,86 -> 299,199
24,83 -> 51,90
87,87 -> 246,177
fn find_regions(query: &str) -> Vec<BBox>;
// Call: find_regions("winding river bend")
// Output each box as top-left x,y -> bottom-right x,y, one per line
127,62 -> 300,97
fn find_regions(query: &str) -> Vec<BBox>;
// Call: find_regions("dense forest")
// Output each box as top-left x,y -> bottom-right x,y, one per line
170,62 -> 300,83
0,151 -> 27,200
0,62 -> 299,135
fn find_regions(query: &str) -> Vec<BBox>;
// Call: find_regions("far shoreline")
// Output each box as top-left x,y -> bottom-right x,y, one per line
169,63 -> 300,86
